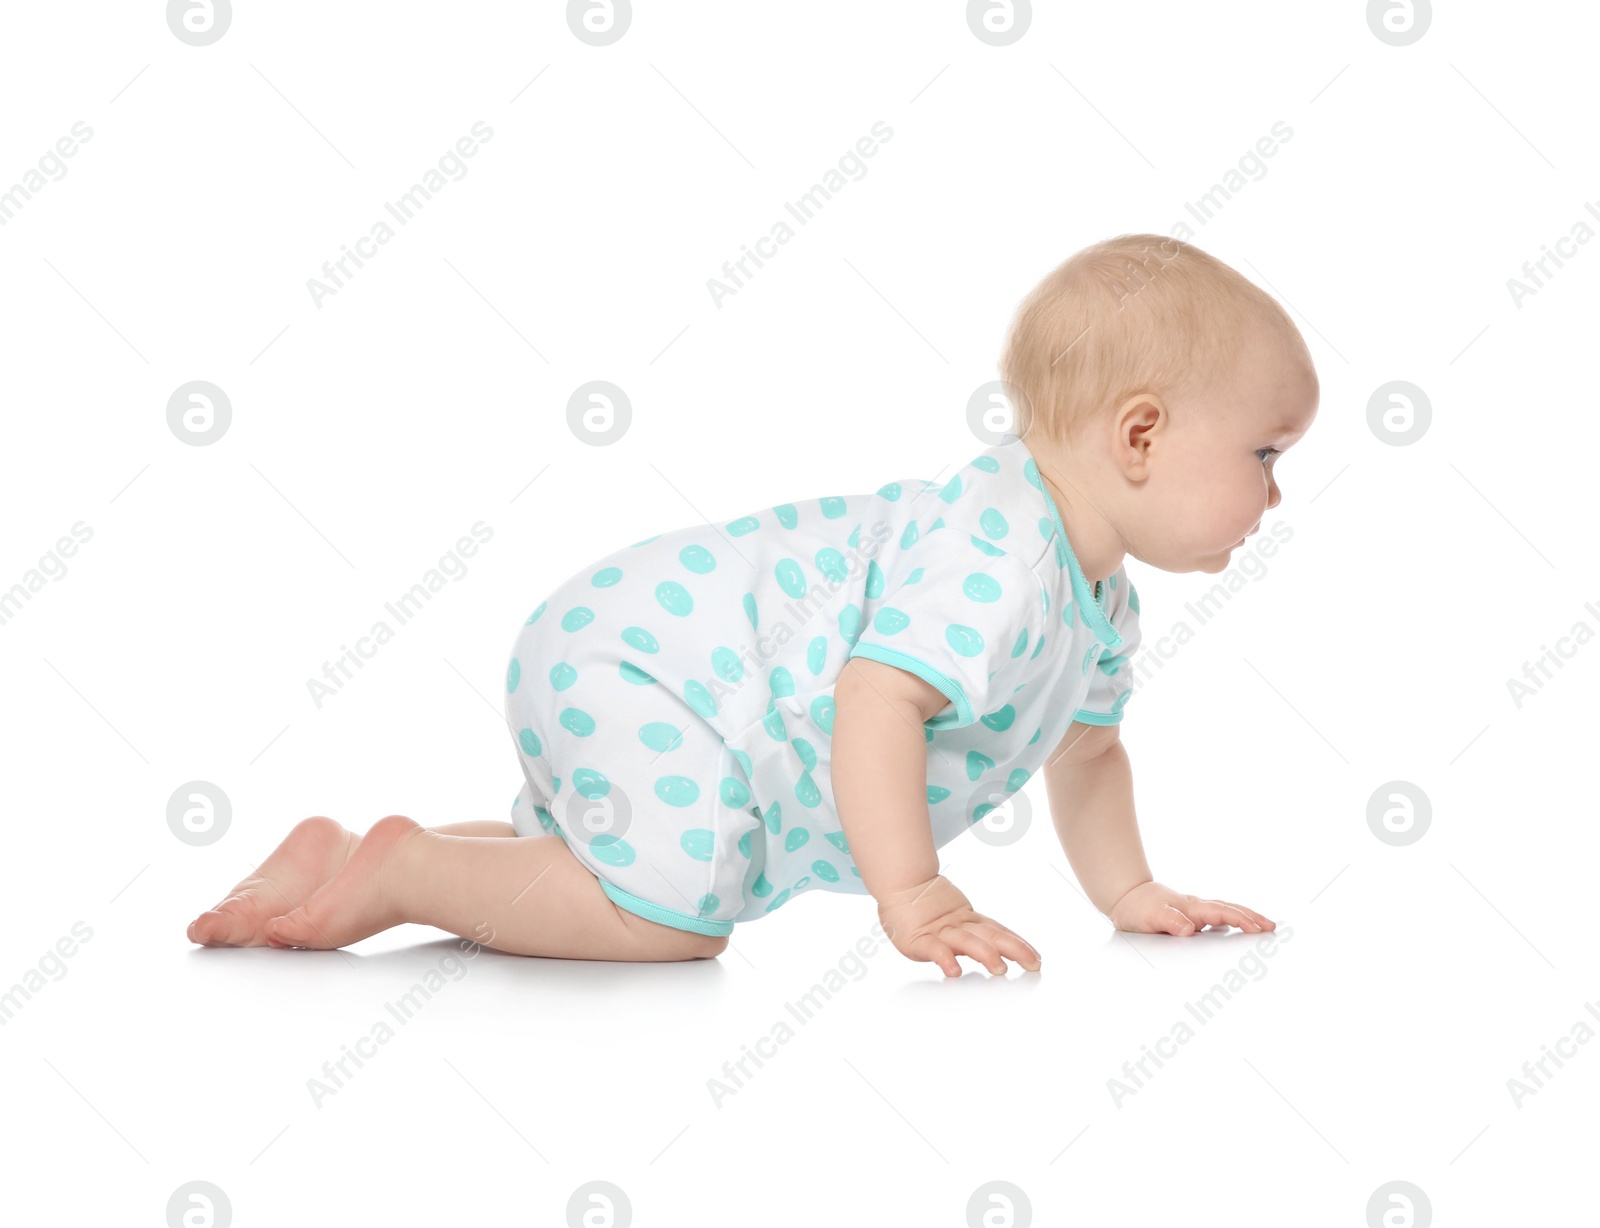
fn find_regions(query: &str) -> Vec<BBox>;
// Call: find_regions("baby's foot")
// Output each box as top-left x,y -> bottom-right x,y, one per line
187,816 -> 358,947
263,815 -> 422,950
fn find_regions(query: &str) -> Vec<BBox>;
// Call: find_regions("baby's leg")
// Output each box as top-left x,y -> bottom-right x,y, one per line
262,816 -> 728,962
188,818 -> 516,947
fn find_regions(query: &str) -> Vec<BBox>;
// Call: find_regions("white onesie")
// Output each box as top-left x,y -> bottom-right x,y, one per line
504,433 -> 1142,935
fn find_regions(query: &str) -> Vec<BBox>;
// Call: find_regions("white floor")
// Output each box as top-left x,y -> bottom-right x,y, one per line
5,2 -> 1597,1223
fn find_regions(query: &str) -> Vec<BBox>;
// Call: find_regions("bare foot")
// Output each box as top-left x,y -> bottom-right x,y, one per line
264,814 -> 422,950
187,816 -> 359,947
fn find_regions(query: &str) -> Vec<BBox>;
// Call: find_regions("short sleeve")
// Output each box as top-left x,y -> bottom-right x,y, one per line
846,529 -> 1047,729
1073,569 -> 1142,725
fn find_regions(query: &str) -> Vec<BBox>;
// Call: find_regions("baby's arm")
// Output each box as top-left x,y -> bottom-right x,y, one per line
832,659 -> 1042,976
1043,723 -> 1275,934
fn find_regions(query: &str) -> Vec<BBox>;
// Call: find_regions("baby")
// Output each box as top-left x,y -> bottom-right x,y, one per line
188,233 -> 1319,976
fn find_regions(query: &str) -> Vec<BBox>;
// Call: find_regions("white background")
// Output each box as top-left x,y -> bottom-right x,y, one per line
2,1 -> 1596,1224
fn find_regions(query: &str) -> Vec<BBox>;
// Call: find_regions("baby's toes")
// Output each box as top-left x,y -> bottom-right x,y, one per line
264,908 -> 324,950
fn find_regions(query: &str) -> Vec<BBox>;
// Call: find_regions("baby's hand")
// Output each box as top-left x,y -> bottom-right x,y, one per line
1110,880 -> 1275,936
877,875 -> 1042,977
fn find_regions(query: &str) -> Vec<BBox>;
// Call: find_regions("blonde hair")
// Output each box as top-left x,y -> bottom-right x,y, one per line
998,233 -> 1313,446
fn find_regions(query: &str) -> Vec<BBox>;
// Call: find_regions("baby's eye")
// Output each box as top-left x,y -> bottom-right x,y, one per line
1255,447 -> 1280,463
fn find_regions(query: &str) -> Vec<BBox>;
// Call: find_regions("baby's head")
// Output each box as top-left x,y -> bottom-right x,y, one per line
999,234 -> 1319,575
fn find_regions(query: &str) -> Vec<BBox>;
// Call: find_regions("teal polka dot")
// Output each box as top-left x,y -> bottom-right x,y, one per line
737,831 -> 753,858
807,636 -> 828,674
850,866 -> 861,878
839,603 -> 862,645
764,888 -> 792,912
761,802 -> 782,834
561,606 -> 595,632
638,722 -> 684,752
1099,652 -> 1126,676
560,707 -> 596,736
658,776 -> 701,807
979,507 -> 1009,539
683,680 -> 717,718
679,544 -> 717,574
775,503 -> 798,529
819,496 -> 847,518
1029,726 -> 1042,745
793,876 -> 811,890
730,747 -> 753,779
619,661 -> 655,685
947,624 -> 985,657
592,566 -> 623,587
506,658 -> 521,692
572,768 -> 611,798
770,666 -> 795,698
939,475 -> 964,503
1024,458 -> 1043,489
900,522 -> 920,550
743,592 -> 759,630
907,567 -> 924,584
727,515 -> 760,536
792,737 -> 818,772
525,600 -> 547,624
621,626 -> 659,653
517,728 -> 542,756
794,772 -> 821,807
655,580 -> 693,617
1030,632 -> 1046,660
970,535 -> 1006,558
549,662 -> 578,691
811,859 -> 840,882
774,558 -> 807,599
814,547 -> 848,583
878,481 -> 902,500
719,776 -> 751,807
972,455 -> 1000,474
873,607 -> 910,635
552,776 -> 561,794
711,646 -> 743,682
590,836 -> 635,867
966,750 -> 995,780
751,872 -> 773,897
762,701 -> 787,741
927,785 -> 951,804
679,828 -> 715,860
534,804 -> 555,831
1006,768 -> 1030,792
965,575 -> 1002,605
865,559 -> 885,599
1011,627 -> 1030,658
930,516 -> 945,530
632,534 -> 662,546
980,705 -> 1016,732
697,894 -> 721,917
809,694 -> 835,734
1111,689 -> 1132,715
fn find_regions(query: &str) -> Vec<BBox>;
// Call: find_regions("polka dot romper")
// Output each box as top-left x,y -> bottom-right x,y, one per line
503,433 -> 1142,936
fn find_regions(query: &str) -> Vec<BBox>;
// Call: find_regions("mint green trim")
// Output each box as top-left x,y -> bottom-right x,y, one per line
1030,454 -> 1122,650
846,641 -> 973,727
1071,707 -> 1124,726
598,879 -> 734,936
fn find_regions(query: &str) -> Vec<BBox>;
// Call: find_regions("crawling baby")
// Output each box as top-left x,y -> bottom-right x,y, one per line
188,233 -> 1318,975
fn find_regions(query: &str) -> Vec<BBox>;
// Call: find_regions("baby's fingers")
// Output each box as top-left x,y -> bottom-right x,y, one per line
975,921 -> 1042,972
907,933 -> 962,978
1215,899 -> 1275,930
939,925 -> 1008,976
1190,899 -> 1268,933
